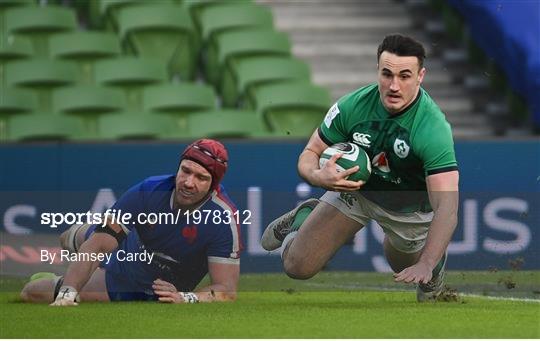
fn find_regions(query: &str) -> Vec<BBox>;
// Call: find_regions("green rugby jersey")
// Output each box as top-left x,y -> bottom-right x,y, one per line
319,83 -> 458,213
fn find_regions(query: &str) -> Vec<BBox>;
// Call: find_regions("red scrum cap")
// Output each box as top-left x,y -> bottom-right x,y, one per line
181,139 -> 228,190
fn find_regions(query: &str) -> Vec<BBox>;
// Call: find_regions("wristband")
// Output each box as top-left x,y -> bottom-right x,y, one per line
56,285 -> 80,303
179,292 -> 199,303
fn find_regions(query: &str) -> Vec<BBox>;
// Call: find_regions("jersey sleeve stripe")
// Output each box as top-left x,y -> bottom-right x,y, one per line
426,165 -> 459,175
317,127 -> 335,146
208,256 -> 240,265
212,193 -> 242,259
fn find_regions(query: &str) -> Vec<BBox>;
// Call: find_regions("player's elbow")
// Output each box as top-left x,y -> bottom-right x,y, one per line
223,291 -> 237,302
213,290 -> 237,302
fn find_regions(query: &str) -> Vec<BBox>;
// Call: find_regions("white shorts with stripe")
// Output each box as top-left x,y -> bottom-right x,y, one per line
320,191 -> 433,253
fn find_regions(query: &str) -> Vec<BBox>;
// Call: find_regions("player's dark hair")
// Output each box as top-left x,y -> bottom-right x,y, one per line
377,34 -> 426,68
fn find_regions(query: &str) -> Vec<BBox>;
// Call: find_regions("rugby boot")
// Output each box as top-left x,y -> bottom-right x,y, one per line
260,198 -> 319,251
416,255 -> 447,302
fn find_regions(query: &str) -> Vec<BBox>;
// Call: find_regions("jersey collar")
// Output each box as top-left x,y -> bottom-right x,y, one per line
170,189 -> 215,212
379,87 -> 423,118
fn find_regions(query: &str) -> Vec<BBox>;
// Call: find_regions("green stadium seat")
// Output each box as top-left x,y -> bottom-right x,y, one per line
0,87 -> 36,115
221,56 -> 311,108
5,59 -> 78,110
49,32 -> 121,83
4,6 -> 77,56
95,57 -> 167,110
205,28 -> 291,86
248,82 -> 332,137
0,0 -> 34,34
8,112 -> 84,142
98,111 -> 176,140
53,85 -> 126,139
98,0 -> 167,31
143,83 -> 216,113
0,36 -> 33,84
184,109 -> 269,139
118,5 -> 197,80
182,0 -> 253,31
143,83 -> 216,135
88,0 -> 102,28
197,4 -> 273,46
0,87 -> 36,141
0,36 -> 33,61
0,0 -> 34,11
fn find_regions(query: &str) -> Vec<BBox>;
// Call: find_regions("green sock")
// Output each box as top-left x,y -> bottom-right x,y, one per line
290,207 -> 313,232
432,253 -> 447,277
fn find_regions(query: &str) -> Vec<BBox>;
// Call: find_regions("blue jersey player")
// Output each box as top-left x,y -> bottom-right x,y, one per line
21,139 -> 242,305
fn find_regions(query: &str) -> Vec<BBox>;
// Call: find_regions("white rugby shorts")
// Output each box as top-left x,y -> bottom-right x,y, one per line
320,191 -> 433,253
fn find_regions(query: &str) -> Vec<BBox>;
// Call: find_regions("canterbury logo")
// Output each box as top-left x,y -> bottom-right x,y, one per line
352,132 -> 371,147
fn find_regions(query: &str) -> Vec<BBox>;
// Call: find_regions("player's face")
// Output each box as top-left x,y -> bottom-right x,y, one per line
175,159 -> 212,208
377,51 -> 426,115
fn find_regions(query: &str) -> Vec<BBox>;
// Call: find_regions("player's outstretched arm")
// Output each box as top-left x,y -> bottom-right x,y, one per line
298,130 -> 364,192
154,261 -> 240,304
51,232 -> 118,306
394,170 -> 459,284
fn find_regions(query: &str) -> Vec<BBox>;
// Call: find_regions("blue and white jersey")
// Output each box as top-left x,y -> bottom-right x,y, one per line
103,175 -> 242,293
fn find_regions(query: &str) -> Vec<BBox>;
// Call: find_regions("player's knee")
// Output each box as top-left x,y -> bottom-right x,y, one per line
283,255 -> 317,280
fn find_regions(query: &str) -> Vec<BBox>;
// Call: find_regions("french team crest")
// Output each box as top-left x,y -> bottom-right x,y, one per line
393,138 -> 410,158
182,225 -> 198,244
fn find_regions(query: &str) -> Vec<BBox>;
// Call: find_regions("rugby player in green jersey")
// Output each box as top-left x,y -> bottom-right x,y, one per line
261,34 -> 459,302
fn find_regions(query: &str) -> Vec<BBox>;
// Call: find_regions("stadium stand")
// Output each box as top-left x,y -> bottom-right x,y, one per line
143,83 -> 216,135
0,87 -> 36,141
4,0 -> 498,141
50,31 -> 121,83
184,0 -> 254,32
98,111 -> 175,140
98,0 -> 167,31
117,4 -> 197,80
204,28 -> 291,87
8,112 -> 83,142
185,109 -> 269,139
247,81 -> 331,137
197,3 -> 274,45
4,5 -> 77,56
53,85 -> 126,139
0,0 -> 332,141
0,36 -> 33,84
5,59 -> 78,111
220,55 -> 311,107
0,87 -> 35,116
94,57 -> 167,110
0,0 -> 34,27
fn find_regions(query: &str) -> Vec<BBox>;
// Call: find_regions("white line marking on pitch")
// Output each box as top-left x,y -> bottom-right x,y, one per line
304,283 -> 540,303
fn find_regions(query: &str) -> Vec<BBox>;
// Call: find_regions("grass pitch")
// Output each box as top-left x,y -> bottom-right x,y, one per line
1,271 -> 539,338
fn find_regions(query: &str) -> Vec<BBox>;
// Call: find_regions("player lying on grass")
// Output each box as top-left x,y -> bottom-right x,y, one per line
21,139 -> 242,305
261,34 -> 459,302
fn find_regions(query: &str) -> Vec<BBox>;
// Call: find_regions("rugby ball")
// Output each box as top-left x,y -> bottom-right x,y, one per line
319,142 -> 371,182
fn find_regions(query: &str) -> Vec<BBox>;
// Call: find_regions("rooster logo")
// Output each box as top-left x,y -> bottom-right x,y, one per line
182,226 -> 198,244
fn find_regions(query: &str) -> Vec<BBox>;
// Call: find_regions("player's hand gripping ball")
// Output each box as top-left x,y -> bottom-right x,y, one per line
319,142 -> 371,182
